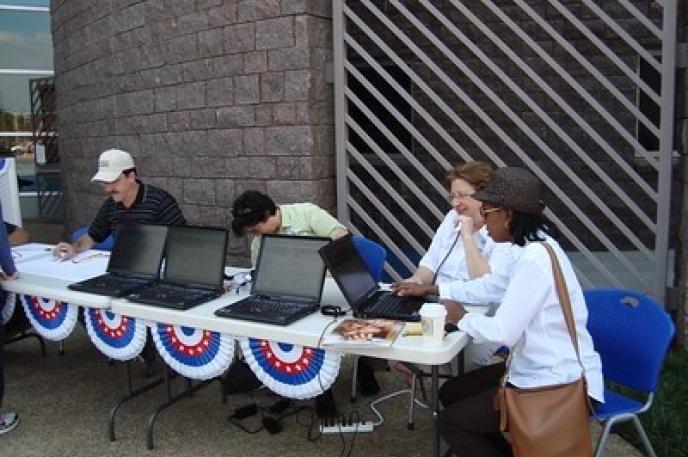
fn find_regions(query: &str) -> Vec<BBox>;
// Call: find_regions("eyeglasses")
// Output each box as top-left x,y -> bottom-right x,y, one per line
447,192 -> 475,202
479,207 -> 503,218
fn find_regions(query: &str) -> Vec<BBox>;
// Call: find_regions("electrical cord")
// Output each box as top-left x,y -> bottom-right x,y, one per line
368,387 -> 429,427
431,228 -> 461,285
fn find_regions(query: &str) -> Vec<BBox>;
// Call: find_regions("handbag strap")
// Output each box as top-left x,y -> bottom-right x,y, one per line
539,242 -> 584,368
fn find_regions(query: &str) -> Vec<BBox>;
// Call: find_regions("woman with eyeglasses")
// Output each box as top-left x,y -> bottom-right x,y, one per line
436,167 -> 603,457
358,163 -> 522,395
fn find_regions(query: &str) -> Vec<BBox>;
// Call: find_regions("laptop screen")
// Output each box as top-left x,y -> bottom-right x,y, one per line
163,226 -> 228,288
108,224 -> 167,277
318,235 -> 378,308
252,235 -> 330,301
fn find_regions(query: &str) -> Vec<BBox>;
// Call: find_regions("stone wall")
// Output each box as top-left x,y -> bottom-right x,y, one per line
51,0 -> 334,265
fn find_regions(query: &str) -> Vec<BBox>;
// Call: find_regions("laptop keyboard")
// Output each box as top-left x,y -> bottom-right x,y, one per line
129,283 -> 216,304
72,275 -> 150,292
368,293 -> 410,314
223,296 -> 312,315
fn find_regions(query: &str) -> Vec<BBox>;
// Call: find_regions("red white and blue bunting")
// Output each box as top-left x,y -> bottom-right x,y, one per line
1,291 -> 16,324
240,337 -> 341,400
151,323 -> 234,380
20,295 -> 78,341
84,309 -> 147,361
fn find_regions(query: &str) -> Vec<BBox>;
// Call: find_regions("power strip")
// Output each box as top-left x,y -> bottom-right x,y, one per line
319,420 -> 375,434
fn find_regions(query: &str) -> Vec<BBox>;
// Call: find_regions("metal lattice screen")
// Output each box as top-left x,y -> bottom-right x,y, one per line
333,0 -> 677,302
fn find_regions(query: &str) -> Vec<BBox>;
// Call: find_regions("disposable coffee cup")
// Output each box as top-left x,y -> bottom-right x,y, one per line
419,303 -> 447,347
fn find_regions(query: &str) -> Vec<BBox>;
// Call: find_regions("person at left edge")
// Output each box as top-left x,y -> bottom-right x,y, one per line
52,149 -> 186,260
0,204 -> 20,435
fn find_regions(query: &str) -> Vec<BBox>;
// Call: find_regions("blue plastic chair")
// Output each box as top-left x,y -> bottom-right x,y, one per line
584,288 -> 675,457
71,226 -> 115,251
351,235 -> 386,282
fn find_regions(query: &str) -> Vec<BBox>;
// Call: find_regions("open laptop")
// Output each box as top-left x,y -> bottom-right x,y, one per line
68,224 -> 167,297
214,234 -> 330,325
319,235 -> 423,322
126,226 -> 228,310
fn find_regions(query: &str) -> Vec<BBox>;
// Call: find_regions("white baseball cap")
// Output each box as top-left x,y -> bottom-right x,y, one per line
91,149 -> 136,183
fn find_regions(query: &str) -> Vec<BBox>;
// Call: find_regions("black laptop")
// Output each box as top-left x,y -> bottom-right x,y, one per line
126,226 -> 228,310
68,224 -> 167,297
215,234 -> 330,325
319,235 -> 423,322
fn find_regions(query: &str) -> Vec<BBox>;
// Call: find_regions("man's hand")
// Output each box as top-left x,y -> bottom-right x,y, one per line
52,242 -> 77,261
440,299 -> 467,324
390,282 -> 438,297
0,271 -> 20,280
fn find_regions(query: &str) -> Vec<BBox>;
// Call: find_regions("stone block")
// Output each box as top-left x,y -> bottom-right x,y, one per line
268,46 -> 310,71
198,0 -> 223,9
255,105 -> 273,125
264,126 -> 314,155
167,111 -> 192,131
215,179 -> 236,207
208,3 -> 238,27
117,113 -> 167,135
184,179 -> 217,204
114,3 -> 145,33
244,51 -> 267,73
256,17 -> 294,50
284,70 -> 311,101
154,86 -> 177,112
166,33 -> 198,63
234,180 -> 267,196
237,0 -> 281,22
182,204 -> 228,226
223,23 -> 255,53
178,11 -> 209,35
208,129 -> 243,156
198,29 -> 224,57
243,128 -> 265,155
261,72 -> 285,102
266,180 -> 318,203
234,74 -> 260,104
190,109 -> 217,129
211,54 -> 244,77
182,58 -> 213,82
176,82 -> 206,110
217,106 -> 256,127
226,156 -> 277,178
206,77 -> 234,107
273,102 -> 296,124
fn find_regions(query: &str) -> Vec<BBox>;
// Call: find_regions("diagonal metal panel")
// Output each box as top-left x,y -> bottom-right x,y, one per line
333,0 -> 676,303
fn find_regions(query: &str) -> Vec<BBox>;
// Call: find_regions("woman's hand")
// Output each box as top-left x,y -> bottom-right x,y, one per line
440,299 -> 467,324
457,214 -> 474,237
390,282 -> 438,297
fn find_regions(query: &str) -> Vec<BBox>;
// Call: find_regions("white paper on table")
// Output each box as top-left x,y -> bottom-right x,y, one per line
16,249 -> 110,281
11,243 -> 54,264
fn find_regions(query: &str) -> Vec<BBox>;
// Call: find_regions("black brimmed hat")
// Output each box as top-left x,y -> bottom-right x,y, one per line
473,167 -> 544,214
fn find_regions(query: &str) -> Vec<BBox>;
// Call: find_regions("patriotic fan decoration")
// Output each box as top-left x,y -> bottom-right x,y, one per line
1,291 -> 16,324
240,337 -> 341,399
20,295 -> 78,340
84,309 -> 147,361
151,323 -> 234,380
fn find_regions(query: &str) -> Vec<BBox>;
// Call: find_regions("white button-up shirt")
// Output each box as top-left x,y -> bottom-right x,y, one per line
458,237 -> 604,402
438,237 -> 523,304
419,210 -> 488,285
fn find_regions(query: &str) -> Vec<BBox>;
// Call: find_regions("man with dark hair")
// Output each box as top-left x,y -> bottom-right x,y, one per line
52,148 -> 185,377
231,190 -> 348,417
231,190 -> 348,265
53,149 -> 186,260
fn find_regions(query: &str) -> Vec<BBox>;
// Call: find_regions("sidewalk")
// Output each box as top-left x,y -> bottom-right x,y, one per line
2,328 -> 641,457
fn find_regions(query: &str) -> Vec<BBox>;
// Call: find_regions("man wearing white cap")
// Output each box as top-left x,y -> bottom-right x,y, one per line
53,149 -> 186,260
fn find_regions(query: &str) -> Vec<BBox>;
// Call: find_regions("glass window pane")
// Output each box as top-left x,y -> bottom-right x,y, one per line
0,10 -> 52,69
0,74 -> 43,117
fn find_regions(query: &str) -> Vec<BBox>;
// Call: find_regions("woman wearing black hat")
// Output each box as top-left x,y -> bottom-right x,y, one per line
436,167 -> 604,457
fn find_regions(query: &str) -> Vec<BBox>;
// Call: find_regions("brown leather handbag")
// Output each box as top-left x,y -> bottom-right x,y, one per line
497,242 -> 593,457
